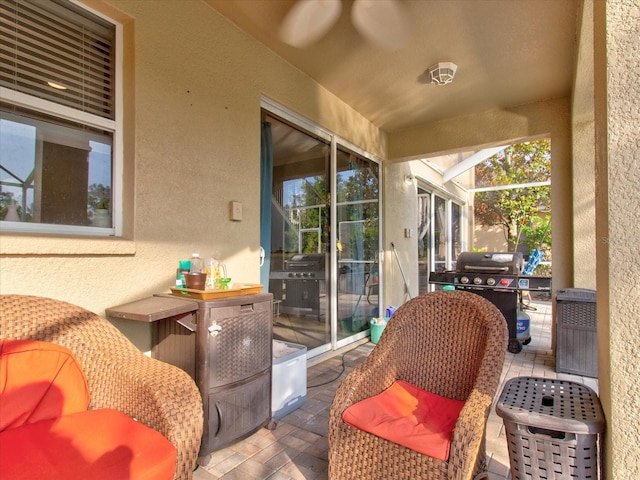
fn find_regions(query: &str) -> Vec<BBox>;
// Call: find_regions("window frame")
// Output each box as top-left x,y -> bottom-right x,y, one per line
0,0 -> 123,237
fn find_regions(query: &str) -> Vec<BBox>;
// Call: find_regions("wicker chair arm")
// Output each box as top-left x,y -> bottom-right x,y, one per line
447,389 -> 494,480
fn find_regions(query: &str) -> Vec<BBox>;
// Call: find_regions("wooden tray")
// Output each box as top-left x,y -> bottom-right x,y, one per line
170,284 -> 263,300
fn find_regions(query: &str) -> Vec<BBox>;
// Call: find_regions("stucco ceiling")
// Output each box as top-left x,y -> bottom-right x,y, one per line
205,0 -> 579,134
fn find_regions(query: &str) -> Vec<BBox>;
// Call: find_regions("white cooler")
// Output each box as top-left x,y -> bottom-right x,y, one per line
272,340 -> 307,419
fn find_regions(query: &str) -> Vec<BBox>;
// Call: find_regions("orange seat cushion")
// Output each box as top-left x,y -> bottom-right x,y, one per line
0,408 -> 177,480
0,339 -> 90,431
342,380 -> 465,461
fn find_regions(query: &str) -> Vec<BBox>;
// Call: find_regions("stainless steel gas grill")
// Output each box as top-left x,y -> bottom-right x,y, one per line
269,253 -> 326,317
429,251 -> 551,353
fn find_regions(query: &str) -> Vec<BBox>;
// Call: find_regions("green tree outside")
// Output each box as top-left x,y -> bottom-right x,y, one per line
474,139 -> 552,261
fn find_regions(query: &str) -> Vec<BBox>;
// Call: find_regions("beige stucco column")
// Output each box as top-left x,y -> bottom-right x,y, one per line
572,0 -> 597,290
594,0 -> 640,478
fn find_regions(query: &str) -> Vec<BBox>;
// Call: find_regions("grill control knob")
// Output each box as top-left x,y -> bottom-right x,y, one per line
486,277 -> 496,286
473,277 -> 483,285
460,276 -> 470,284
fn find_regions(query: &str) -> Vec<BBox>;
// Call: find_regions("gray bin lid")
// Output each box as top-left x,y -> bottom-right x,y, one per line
496,376 -> 605,434
106,296 -> 197,322
556,288 -> 596,302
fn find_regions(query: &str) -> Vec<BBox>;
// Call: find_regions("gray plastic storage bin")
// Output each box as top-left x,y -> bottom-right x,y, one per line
272,340 -> 307,419
496,377 -> 605,480
556,288 -> 597,377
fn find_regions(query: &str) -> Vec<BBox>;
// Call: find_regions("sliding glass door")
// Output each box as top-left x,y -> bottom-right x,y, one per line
417,186 -> 464,294
261,108 -> 380,357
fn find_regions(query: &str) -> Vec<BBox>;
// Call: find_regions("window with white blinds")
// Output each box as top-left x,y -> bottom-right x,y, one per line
0,0 -> 115,119
0,0 -> 120,236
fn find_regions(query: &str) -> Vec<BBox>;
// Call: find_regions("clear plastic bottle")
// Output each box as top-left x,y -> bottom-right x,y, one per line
189,253 -> 204,273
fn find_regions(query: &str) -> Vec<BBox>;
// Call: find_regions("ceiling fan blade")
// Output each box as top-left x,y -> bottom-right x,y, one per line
279,0 -> 342,48
351,0 -> 410,50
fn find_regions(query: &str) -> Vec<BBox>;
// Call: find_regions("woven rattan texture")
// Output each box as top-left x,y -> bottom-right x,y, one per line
204,302 -> 272,387
557,302 -> 597,329
328,290 -> 508,480
0,295 -> 204,480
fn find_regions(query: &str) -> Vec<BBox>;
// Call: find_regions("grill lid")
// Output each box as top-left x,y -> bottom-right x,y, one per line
456,252 -> 524,275
285,253 -> 325,271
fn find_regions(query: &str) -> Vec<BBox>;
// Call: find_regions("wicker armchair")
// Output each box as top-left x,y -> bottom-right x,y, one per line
0,295 -> 203,480
328,290 -> 508,480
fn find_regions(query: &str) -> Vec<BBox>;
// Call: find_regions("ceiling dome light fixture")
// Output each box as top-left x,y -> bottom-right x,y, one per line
428,62 -> 458,86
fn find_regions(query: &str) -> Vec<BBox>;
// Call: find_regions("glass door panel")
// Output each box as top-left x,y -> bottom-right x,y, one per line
452,203 -> 462,269
336,148 -> 380,340
417,190 -> 431,296
434,195 -> 448,273
265,114 -> 331,352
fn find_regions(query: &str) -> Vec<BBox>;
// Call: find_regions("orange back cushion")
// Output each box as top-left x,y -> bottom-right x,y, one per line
0,339 -> 90,431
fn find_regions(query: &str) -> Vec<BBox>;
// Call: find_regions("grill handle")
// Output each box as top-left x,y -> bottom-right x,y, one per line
463,265 -> 510,272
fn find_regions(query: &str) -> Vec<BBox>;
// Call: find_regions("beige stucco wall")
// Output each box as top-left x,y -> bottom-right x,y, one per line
0,0 -> 385,350
594,1 -> 640,478
474,225 -> 509,252
382,162 -> 417,307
